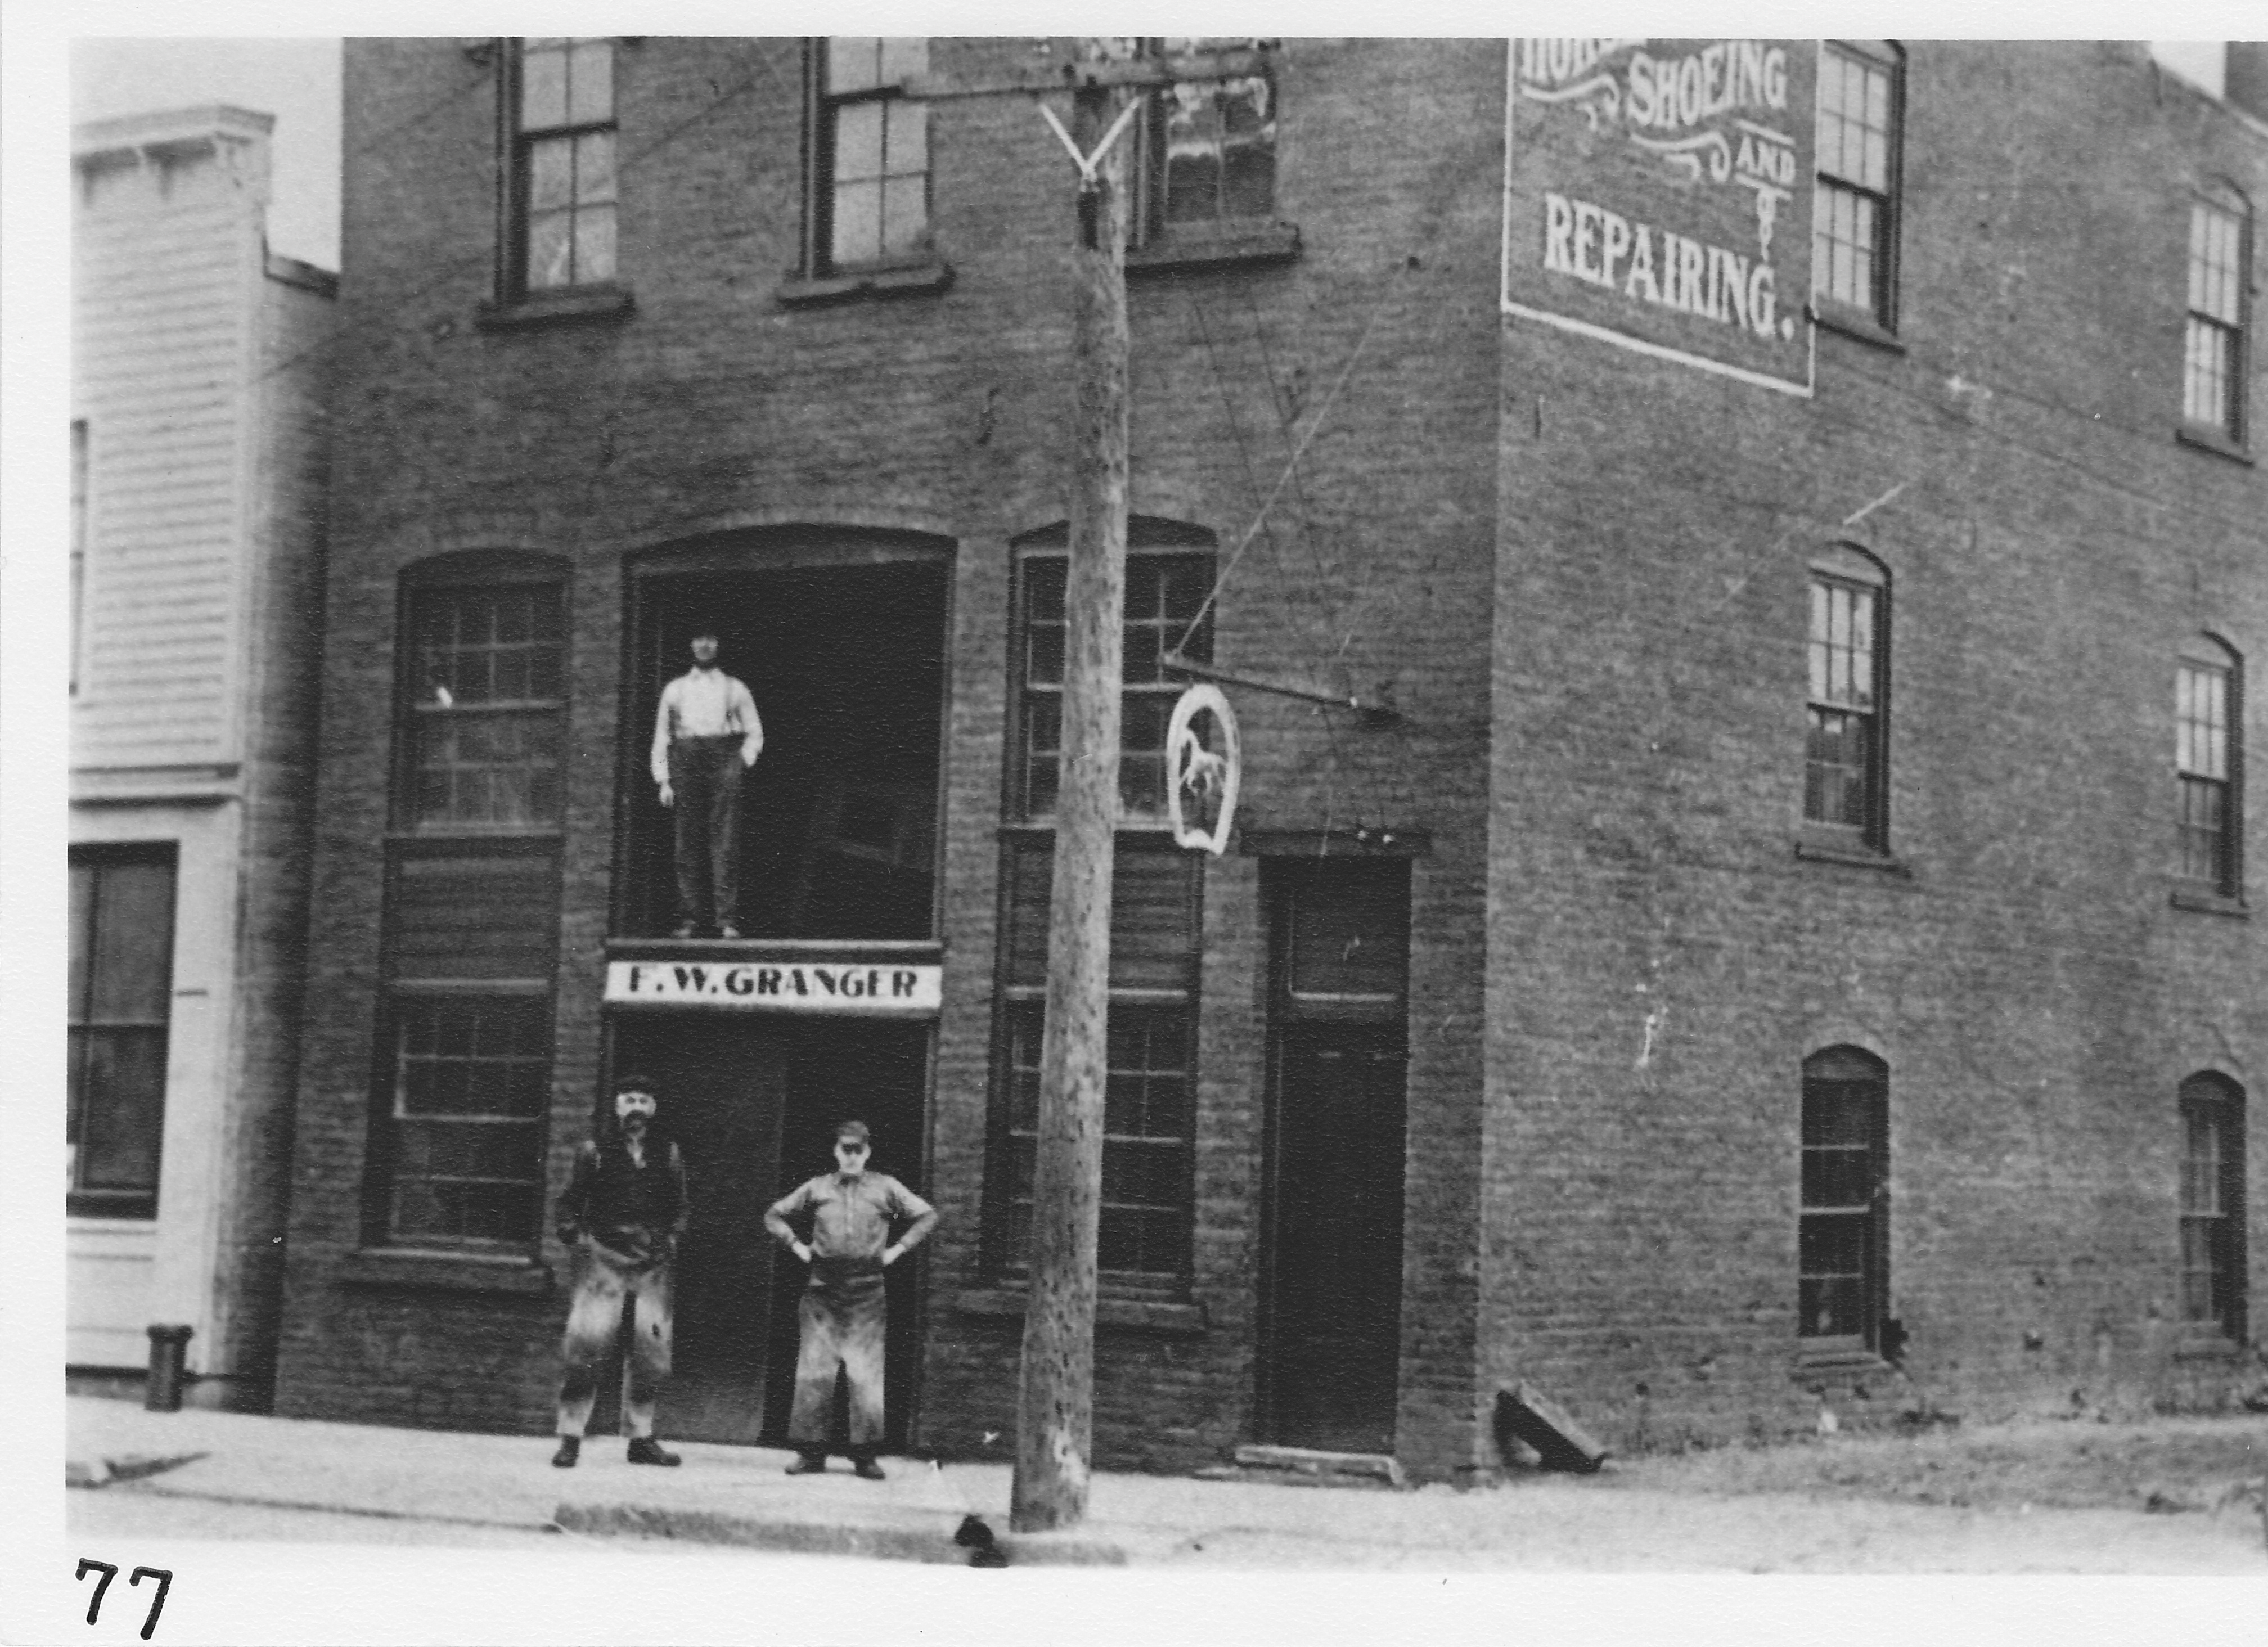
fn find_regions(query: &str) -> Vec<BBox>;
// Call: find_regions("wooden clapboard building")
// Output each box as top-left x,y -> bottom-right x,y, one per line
273,39 -> 2264,1476
70,106 -> 334,1408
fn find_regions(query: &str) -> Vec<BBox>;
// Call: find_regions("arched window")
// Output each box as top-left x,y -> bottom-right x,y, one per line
1801,1046 -> 1889,1353
2175,634 -> 2243,897
2177,1074 -> 2247,1341
1805,545 -> 1890,850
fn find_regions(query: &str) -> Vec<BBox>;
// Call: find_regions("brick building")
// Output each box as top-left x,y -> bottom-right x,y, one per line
71,106 -> 334,1407
274,40 -> 2263,1477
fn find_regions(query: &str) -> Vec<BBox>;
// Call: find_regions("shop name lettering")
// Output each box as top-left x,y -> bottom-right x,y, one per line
1518,38 -> 1792,132
1541,191 -> 1786,341
616,962 -> 927,1002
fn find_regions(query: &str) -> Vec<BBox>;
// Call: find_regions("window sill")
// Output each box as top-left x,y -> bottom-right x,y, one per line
339,1248 -> 555,1295
776,259 -> 954,307
1127,220 -> 1301,275
953,1287 -> 1208,1335
2170,886 -> 2249,919
1795,837 -> 1911,876
2169,1331 -> 2251,1362
997,820 -> 1180,841
1810,302 -> 1905,354
475,284 -> 636,331
2174,423 -> 2253,465
1794,1344 -> 1894,1375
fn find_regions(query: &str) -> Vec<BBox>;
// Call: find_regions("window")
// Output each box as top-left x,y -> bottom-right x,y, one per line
1812,41 -> 1903,330
1136,39 -> 1278,242
68,847 -> 176,1220
2178,1074 -> 2247,1341
508,37 -> 616,292
998,1003 -> 1194,1279
2176,637 -> 2242,896
2183,190 -> 2250,443
1804,546 -> 1889,847
400,578 -> 566,832
71,419 -> 87,694
1014,547 -> 1216,820
1799,1047 -> 1889,1353
809,38 -> 930,272
379,996 -> 552,1246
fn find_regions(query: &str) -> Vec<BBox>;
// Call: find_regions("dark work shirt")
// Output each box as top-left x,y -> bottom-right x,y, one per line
555,1133 -> 688,1264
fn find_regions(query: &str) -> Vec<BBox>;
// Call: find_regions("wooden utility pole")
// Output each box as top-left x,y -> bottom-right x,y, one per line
1011,68 -> 1133,1534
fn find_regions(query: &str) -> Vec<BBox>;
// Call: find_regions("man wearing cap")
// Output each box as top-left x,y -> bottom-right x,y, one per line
764,1120 -> 937,1479
651,629 -> 763,939
550,1076 -> 689,1468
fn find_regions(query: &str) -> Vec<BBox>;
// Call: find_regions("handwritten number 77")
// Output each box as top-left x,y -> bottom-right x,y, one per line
76,1559 -> 172,1639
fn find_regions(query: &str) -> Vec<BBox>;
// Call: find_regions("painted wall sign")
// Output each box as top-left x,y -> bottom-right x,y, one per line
605,958 -> 942,1014
1502,38 -> 1818,395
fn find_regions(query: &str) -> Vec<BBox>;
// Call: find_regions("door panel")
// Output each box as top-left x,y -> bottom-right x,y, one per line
1262,1029 -> 1407,1455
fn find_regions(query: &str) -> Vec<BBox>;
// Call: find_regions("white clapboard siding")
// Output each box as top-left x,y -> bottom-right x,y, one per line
73,140 -> 265,772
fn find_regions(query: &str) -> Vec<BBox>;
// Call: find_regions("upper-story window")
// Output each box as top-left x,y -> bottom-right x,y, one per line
1804,546 -> 1889,850
809,38 -> 931,273
71,419 -> 87,694
1014,544 -> 1216,821
2183,189 -> 2251,444
1137,39 -> 1278,243
509,37 -> 617,292
2176,636 -> 2242,897
1812,41 -> 1904,332
399,574 -> 566,832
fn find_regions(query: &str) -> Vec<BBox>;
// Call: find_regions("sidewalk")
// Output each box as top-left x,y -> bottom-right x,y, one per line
63,1397 -> 2268,1572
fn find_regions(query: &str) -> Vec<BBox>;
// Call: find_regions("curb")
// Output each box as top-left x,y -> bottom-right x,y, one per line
553,1500 -> 1132,1565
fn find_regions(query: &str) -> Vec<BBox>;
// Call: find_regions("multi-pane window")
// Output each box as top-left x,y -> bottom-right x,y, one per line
2177,1074 -> 2247,1341
1140,39 -> 1277,240
2176,639 -> 2240,894
2184,194 -> 2249,441
1804,548 -> 1888,845
1813,42 -> 1902,328
68,847 -> 176,1220
1799,1047 -> 1889,1351
813,38 -> 930,271
403,582 -> 565,831
998,1003 -> 1194,1279
71,419 -> 87,694
512,37 -> 616,292
382,997 -> 551,1245
1015,550 -> 1215,820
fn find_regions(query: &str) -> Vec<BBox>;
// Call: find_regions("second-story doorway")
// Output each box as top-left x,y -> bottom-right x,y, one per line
623,536 -> 951,941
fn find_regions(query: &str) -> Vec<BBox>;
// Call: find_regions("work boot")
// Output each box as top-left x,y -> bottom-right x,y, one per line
785,1453 -> 827,1475
551,1436 -> 580,1469
851,1452 -> 886,1481
626,1437 -> 681,1467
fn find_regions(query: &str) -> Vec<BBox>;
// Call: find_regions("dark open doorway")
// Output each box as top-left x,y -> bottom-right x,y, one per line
1258,859 -> 1411,1456
625,553 -> 948,940
605,1014 -> 931,1449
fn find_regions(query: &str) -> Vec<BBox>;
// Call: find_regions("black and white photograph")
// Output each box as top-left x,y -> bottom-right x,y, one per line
7,8 -> 2267,1644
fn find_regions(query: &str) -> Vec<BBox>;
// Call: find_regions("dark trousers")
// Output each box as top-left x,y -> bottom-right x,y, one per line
789,1267 -> 888,1454
668,735 -> 743,928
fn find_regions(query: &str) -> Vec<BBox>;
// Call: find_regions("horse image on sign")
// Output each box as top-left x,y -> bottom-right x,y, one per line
1166,683 -> 1240,856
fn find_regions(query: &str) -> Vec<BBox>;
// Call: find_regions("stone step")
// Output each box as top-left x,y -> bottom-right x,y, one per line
1190,1444 -> 1407,1490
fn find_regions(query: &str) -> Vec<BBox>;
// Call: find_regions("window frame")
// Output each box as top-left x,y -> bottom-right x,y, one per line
1007,536 -> 1218,826
392,555 -> 570,838
68,844 -> 178,1221
1798,1046 -> 1891,1359
2177,1074 -> 2248,1343
2181,187 -> 2252,449
803,37 -> 934,278
1131,38 -> 1282,249
1803,545 -> 1891,853
2175,635 -> 2244,900
71,418 -> 88,696
501,36 -> 620,300
1811,39 -> 1905,338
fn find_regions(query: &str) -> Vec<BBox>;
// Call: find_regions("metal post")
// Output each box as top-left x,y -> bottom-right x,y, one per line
145,1325 -> 193,1412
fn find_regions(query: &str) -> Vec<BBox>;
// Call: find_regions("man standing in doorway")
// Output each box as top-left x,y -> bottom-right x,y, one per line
652,628 -> 763,938
551,1074 -> 688,1468
764,1120 -> 937,1478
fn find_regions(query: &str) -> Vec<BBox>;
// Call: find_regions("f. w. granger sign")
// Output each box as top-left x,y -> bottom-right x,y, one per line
1503,39 -> 1817,395
605,958 -> 942,1015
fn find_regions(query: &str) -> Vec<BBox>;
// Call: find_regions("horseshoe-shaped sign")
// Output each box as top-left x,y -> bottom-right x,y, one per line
1165,683 -> 1240,856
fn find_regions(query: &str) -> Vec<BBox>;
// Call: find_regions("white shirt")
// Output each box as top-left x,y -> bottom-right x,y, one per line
651,667 -> 763,784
